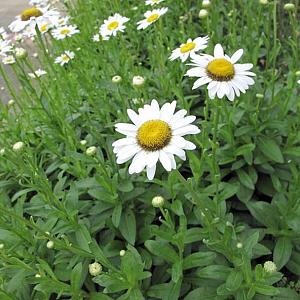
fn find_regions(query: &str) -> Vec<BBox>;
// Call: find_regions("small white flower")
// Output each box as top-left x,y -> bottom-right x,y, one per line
132,76 -> 145,87
86,146 -> 97,156
2,56 -> 16,65
259,0 -> 268,4
119,250 -> 126,256
52,25 -> 80,40
112,75 -> 122,83
137,8 -> 168,30
28,69 -> 47,78
0,148 -> 5,155
152,195 -> 165,208
12,141 -> 24,152
199,9 -> 208,18
185,44 -> 256,101
8,99 -> 15,106
92,34 -> 100,42
236,242 -> 243,249
263,261 -> 277,273
0,40 -> 12,57
54,50 -> 75,66
113,99 -> 200,180
100,13 -> 130,40
0,243 -> 4,249
169,36 -> 209,62
35,274 -> 41,278
89,262 -> 102,276
145,0 -> 165,5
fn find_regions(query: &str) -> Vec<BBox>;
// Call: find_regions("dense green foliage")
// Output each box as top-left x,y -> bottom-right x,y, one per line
0,0 -> 299,299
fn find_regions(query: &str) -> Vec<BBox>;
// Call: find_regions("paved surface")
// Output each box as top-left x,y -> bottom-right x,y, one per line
0,0 -> 28,28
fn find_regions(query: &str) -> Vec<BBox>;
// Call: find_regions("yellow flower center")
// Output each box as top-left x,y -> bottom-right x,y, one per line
40,23 -> 49,32
206,58 -> 235,81
60,28 -> 71,35
180,42 -> 196,53
147,14 -> 159,23
107,21 -> 119,30
62,55 -> 69,61
137,120 -> 171,151
21,7 -> 43,21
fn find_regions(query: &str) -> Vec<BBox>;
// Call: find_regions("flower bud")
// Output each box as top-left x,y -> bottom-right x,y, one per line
12,141 -> 24,152
86,146 -> 97,156
284,3 -> 295,11
15,47 -> 28,59
199,9 -> 208,18
152,195 -> 165,208
112,75 -> 122,83
0,243 -> 4,250
263,261 -> 277,273
7,99 -> 15,106
132,76 -> 145,87
259,0 -> 268,4
256,93 -> 264,99
46,240 -> 54,249
35,274 -> 41,278
295,70 -> 300,76
89,262 -> 102,276
236,242 -> 243,249
202,0 -> 211,8
119,250 -> 126,256
80,139 -> 87,146
0,148 -> 5,155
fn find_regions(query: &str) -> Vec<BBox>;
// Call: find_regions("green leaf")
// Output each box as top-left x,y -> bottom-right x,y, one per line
273,237 -> 293,270
254,283 -> 279,296
258,137 -> 284,163
71,262 -> 83,294
185,287 -> 217,300
236,169 -> 255,190
183,251 -> 216,270
196,265 -> 232,281
119,209 -> 136,245
225,269 -> 243,291
145,240 -> 178,263
112,203 -> 122,227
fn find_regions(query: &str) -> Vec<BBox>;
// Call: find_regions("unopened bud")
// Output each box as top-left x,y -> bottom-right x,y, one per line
152,196 -> 165,208
89,262 -> 102,276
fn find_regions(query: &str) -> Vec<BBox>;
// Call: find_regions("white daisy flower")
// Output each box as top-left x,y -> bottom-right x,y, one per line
28,69 -> 47,78
185,44 -> 256,101
137,7 -> 168,30
9,6 -> 60,33
54,50 -> 75,66
169,36 -> 209,62
113,99 -> 200,180
54,16 -> 70,27
2,55 -> 16,65
0,40 -> 12,57
51,25 -> 80,40
99,13 -> 130,40
145,0 -> 165,5
0,27 -> 8,39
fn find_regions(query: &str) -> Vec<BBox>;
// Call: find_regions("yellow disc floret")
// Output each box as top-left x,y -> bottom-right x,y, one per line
107,21 -> 119,30
147,14 -> 159,23
180,42 -> 196,53
137,120 -> 171,151
21,7 -> 43,21
60,28 -> 71,35
206,58 -> 235,81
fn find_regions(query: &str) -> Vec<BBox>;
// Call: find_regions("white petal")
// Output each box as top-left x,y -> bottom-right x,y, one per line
169,109 -> 187,124
116,144 -> 140,160
230,49 -> 243,64
112,137 -> 136,148
127,109 -> 141,126
146,165 -> 156,180
185,67 -> 206,77
164,145 -> 186,159
234,63 -> 253,71
171,116 -> 196,130
159,150 -> 172,171
128,151 -> 146,174
147,151 -> 159,168
170,136 -> 187,148
192,77 -> 211,89
214,44 -> 224,58
173,125 -> 200,136
184,140 -> 197,150
160,101 -> 176,122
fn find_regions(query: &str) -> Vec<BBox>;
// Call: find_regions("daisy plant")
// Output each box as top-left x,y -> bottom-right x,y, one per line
169,36 -> 209,62
185,44 -> 256,101
137,8 -> 168,30
113,100 -> 200,180
100,13 -> 130,40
